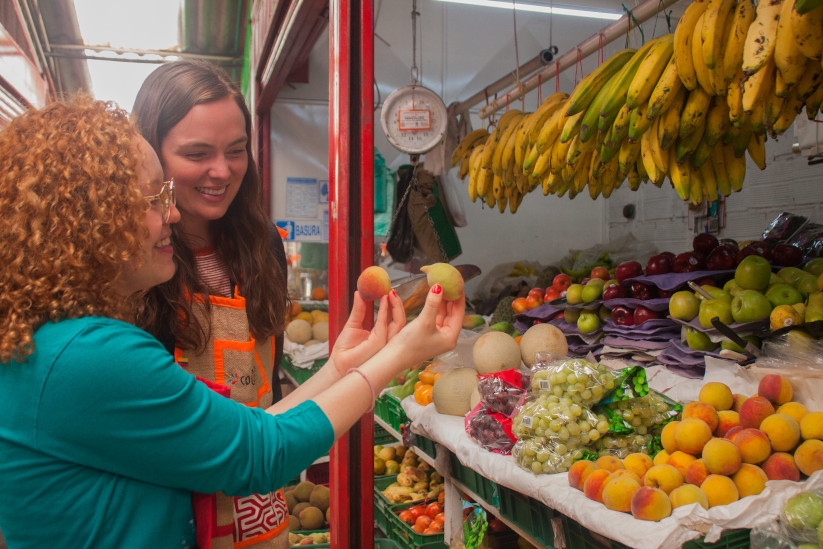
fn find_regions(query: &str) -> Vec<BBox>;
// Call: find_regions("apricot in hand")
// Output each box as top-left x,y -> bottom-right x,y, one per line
357,266 -> 391,301
420,263 -> 464,300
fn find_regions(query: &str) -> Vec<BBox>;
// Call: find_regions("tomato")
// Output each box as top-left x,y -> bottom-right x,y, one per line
552,273 -> 572,292
412,522 -> 426,533
409,506 -> 425,519
527,287 -> 544,299
423,522 -> 442,534
488,518 -> 509,532
433,512 -> 445,525
543,288 -> 561,302
424,502 -> 442,518
511,297 -> 528,314
438,491 -> 445,505
414,515 -> 432,530
397,509 -> 414,524
525,294 -> 543,309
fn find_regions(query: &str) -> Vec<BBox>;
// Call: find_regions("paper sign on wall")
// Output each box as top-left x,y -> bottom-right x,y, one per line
286,177 -> 318,218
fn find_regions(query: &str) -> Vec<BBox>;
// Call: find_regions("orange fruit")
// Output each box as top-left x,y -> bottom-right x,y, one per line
311,287 -> 327,300
288,299 -> 302,318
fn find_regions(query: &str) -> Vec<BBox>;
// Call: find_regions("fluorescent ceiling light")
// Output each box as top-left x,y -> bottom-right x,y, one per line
435,0 -> 623,20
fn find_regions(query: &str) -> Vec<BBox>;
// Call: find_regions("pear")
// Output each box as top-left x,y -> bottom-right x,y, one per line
420,263 -> 464,300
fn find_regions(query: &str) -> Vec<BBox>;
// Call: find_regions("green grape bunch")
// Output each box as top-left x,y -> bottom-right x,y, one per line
529,357 -> 617,407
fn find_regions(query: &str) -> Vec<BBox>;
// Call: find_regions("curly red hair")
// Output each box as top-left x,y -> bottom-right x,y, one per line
0,95 -> 147,362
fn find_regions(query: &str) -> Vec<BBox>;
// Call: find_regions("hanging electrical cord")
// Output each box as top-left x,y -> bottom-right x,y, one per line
410,0 -> 421,85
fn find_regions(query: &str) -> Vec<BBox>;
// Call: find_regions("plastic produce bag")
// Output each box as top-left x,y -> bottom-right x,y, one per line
477,369 -> 526,417
779,491 -> 823,546
512,436 -> 590,474
762,212 -> 809,243
465,403 -> 516,455
529,353 -> 617,407
594,433 -> 653,459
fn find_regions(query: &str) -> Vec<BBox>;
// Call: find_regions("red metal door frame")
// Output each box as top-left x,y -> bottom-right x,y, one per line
328,0 -> 374,547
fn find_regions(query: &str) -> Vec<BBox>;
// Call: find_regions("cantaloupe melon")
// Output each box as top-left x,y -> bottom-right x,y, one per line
286,319 -> 313,344
471,331 -> 522,374
312,321 -> 329,342
519,323 -> 568,367
431,367 -> 478,416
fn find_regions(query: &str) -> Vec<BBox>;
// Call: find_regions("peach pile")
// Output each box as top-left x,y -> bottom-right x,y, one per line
567,375 -> 823,521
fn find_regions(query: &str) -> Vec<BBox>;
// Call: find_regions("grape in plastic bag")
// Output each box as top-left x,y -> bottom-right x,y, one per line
477,369 -> 526,417
513,436 -> 588,474
780,492 -> 823,545
465,403 -> 516,455
529,355 -> 616,407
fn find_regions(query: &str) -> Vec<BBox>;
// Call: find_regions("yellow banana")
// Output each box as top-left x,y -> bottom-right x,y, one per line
796,58 -> 823,102
451,129 -> 490,166
728,67 -> 746,125
513,114 -> 535,159
492,113 -> 525,175
467,146 -> 484,201
524,93 -> 568,143
573,150 -> 594,194
710,2 -> 738,92
566,49 -> 637,116
747,132 -> 767,168
675,117 -> 707,162
534,105 -> 568,154
775,69 -> 791,98
627,34 -> 675,109
542,171 -> 557,195
649,116 -> 669,173
731,121 -> 755,156
692,13 -> 717,94
806,83 -> 823,118
692,135 -> 713,167
628,163 -> 643,190
636,157 -> 649,181
702,0 -> 737,69
580,69 -> 625,142
690,162 -> 705,205
492,173 -> 505,200
742,59 -> 776,113
789,0 -> 823,60
674,0 -> 710,90
458,154 -> 471,179
618,139 -> 643,178
627,101 -> 654,142
668,146 -> 691,200
600,37 -> 667,125
764,89 -> 786,129
476,165 -> 493,197
600,158 -> 620,198
772,92 -> 804,134
724,142 -> 746,190
648,57 -> 684,119
704,96 -> 732,147
550,137 -> 573,175
723,0 -> 757,82
560,111 -> 586,143
566,133 -> 598,169
742,0 -> 783,73
658,88 -> 687,150
532,148 -> 553,178
605,105 -> 634,150
774,0 -> 809,88
748,100 -> 767,135
499,115 -> 528,175
700,161 -> 719,202
640,127 -> 664,185
496,194 -> 507,213
680,87 -> 713,139
711,144 -> 732,197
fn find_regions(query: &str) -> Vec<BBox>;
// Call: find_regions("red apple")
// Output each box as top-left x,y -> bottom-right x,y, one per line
673,251 -> 705,273
611,305 -> 635,326
603,284 -> 629,301
772,244 -> 803,266
544,288 -> 561,302
749,241 -> 773,261
591,266 -> 611,281
616,261 -> 643,283
657,289 -> 674,298
693,233 -> 720,256
553,273 -> 572,292
630,282 -> 657,301
706,245 -> 738,271
646,254 -> 673,276
659,251 -> 676,264
528,288 -> 544,299
633,305 -> 660,325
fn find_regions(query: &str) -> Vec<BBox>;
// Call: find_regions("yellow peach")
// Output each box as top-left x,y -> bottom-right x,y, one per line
623,453 -> 654,479
732,463 -> 768,498
669,483 -> 709,510
731,394 -> 748,413
776,402 -> 808,424
567,459 -> 598,491
667,451 -> 697,477
759,413 -> 801,452
631,487 -> 673,521
761,452 -> 801,481
661,421 -> 679,454
794,439 -> 823,476
674,418 -> 713,456
702,437 -> 742,475
757,374 -> 793,406
732,428 -> 772,464
595,455 -> 626,473
583,469 -> 614,503
682,401 -> 720,433
602,476 -> 642,513
685,459 -> 710,486
699,382 -> 733,411
739,396 -> 775,429
800,412 -> 823,440
653,449 -> 671,466
613,469 -> 642,483
643,464 -> 684,494
724,425 -> 744,441
715,410 -> 740,438
700,474 -> 740,508
356,266 -> 391,301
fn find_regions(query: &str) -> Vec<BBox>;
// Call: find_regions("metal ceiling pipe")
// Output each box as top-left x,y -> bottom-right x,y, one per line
474,0 -> 681,119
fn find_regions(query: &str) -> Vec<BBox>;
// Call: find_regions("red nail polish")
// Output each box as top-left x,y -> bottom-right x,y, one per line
432,284 -> 442,294
391,289 -> 397,297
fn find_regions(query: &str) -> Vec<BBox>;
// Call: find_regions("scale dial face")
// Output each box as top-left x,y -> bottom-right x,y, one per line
380,85 -> 448,155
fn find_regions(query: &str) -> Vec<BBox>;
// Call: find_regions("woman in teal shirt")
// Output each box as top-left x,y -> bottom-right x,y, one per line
0,97 -> 464,548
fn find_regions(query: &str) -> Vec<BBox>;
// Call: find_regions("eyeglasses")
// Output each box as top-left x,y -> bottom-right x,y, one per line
144,179 -> 176,223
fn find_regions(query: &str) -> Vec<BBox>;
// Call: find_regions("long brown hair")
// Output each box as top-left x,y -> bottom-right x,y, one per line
133,60 -> 288,351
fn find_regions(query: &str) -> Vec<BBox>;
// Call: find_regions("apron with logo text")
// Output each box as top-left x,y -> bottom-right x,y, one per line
175,289 -> 289,549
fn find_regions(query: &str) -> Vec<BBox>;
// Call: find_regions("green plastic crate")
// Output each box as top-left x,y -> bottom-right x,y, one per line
374,538 -> 403,549
281,354 -> 325,385
414,434 -> 437,461
288,529 -> 330,548
496,485 -> 555,547
449,453 -> 499,506
374,422 -> 396,446
561,515 -> 750,549
386,505 -> 447,549
375,392 -> 408,432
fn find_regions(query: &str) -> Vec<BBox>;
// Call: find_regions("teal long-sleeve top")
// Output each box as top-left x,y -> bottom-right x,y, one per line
0,317 -> 334,548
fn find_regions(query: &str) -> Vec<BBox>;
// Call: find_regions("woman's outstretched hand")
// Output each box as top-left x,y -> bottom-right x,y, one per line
328,290 -> 405,377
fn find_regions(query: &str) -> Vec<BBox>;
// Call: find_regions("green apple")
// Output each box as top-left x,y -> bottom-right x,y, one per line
700,285 -> 732,303
723,279 -> 742,296
735,255 -> 772,291
604,279 -> 619,288
598,305 -> 611,321
581,283 -> 603,303
731,289 -> 772,323
764,283 -> 804,307
778,266 -> 808,285
586,277 -> 606,287
577,311 -> 601,334
720,335 -> 761,353
795,274 -> 819,298
805,258 -> 823,277
669,291 -> 700,321
564,307 -> 581,324
566,284 -> 584,305
807,293 -> 823,323
699,299 -> 733,328
685,327 -> 717,351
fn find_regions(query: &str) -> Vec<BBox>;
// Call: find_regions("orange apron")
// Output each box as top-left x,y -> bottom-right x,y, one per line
175,288 -> 289,549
